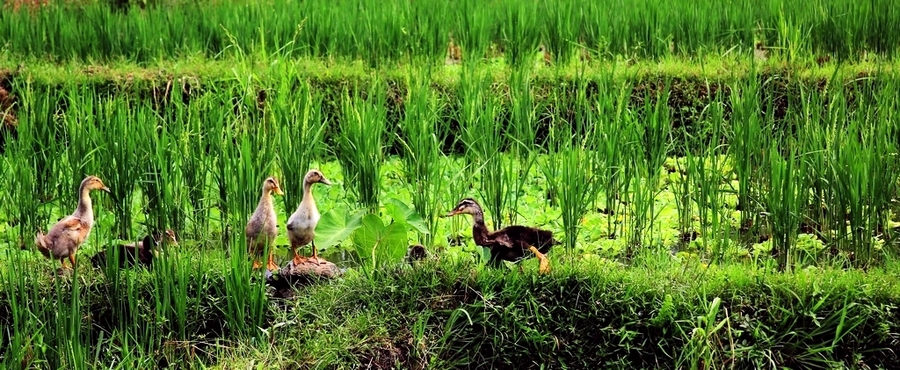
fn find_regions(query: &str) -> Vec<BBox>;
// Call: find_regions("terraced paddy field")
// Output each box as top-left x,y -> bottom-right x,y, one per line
1,1 -> 900,369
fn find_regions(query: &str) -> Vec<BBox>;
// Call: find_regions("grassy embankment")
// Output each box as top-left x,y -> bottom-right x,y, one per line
2,0 -> 900,367
1,56 -> 899,369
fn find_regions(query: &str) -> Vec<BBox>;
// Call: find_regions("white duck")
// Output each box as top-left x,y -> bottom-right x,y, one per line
286,169 -> 331,264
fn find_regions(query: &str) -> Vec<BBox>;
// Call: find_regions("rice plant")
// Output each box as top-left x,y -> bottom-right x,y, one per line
596,83 -> 631,240
169,88 -> 212,240
624,88 -> 672,250
336,81 -> 387,212
727,77 -> 766,234
505,68 -> 540,226
7,81 -> 62,244
539,76 -> 602,252
456,66 -> 513,229
272,77 -> 326,216
2,40 -> 900,369
100,96 -> 145,239
396,68 -> 449,245
762,142 -> 807,272
688,99 -> 731,261
142,108 -> 187,239
3,0 -> 899,63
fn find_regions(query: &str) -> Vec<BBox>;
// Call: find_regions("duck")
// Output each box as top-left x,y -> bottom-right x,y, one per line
91,229 -> 178,269
443,198 -> 558,274
405,244 -> 430,265
35,175 -> 110,270
446,32 -> 462,65
246,177 -> 284,271
286,169 -> 331,265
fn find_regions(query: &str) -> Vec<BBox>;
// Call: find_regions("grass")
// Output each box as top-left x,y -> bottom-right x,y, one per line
3,250 -> 898,368
2,28 -> 900,367
2,0 -> 900,64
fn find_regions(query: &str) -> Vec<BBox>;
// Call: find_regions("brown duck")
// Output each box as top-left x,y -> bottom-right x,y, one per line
246,177 -> 285,271
35,175 -> 110,270
91,229 -> 178,269
444,198 -> 558,274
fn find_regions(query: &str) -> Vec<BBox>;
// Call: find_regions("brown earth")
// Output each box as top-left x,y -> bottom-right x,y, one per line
0,69 -> 17,154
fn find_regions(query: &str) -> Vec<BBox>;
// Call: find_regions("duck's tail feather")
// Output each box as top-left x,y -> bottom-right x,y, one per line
34,231 -> 49,251
34,230 -> 52,258
139,234 -> 156,263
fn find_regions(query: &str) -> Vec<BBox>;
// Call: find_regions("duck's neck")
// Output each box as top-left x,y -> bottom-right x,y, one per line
470,210 -> 491,245
257,189 -> 274,210
74,183 -> 94,219
301,181 -> 316,205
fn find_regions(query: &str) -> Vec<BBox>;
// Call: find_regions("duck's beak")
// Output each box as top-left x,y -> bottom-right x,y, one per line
101,186 -> 111,193
274,186 -> 285,196
320,178 -> 332,186
442,209 -> 461,218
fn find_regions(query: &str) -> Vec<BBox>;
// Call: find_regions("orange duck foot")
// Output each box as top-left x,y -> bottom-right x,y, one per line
528,246 -> 551,275
266,258 -> 280,272
292,254 -> 306,266
252,260 -> 263,270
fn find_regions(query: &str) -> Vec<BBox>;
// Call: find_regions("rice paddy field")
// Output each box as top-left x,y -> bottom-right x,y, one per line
1,0 -> 900,369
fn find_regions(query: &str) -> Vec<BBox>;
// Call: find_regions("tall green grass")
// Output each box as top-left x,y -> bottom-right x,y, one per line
396,68 -> 450,244
272,78 -> 326,217
456,67 -> 525,230
623,87 -> 672,250
539,76 -> 602,252
3,59 -> 900,367
336,80 -> 387,212
2,0 -> 899,64
505,68 -> 540,226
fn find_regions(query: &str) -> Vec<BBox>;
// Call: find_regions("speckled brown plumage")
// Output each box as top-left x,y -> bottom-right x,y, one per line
34,175 -> 110,270
246,177 -> 284,271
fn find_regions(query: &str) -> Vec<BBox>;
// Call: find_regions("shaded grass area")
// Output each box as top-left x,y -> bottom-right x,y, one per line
1,56 -> 897,156
1,54 -> 894,90
3,252 -> 897,369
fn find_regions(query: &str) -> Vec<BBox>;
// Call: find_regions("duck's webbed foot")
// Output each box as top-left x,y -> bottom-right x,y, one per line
528,246 -> 551,274
291,245 -> 305,265
266,253 -> 280,272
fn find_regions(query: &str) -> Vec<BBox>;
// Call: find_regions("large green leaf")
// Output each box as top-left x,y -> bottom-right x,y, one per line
385,197 -> 430,235
314,204 -> 365,249
352,214 -> 410,270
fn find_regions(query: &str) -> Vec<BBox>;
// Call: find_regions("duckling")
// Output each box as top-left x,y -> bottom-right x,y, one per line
754,40 -> 768,62
443,198 -> 558,274
405,244 -> 430,265
246,177 -> 284,271
286,169 -> 331,265
91,229 -> 178,269
446,32 -> 462,65
538,44 -> 553,66
35,175 -> 110,270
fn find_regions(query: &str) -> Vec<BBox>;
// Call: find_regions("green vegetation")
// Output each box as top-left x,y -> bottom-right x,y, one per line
2,0 -> 900,368
1,0 -> 900,64
2,252 -> 899,369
